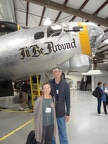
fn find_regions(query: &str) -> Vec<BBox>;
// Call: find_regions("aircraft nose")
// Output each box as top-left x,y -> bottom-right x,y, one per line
87,23 -> 104,49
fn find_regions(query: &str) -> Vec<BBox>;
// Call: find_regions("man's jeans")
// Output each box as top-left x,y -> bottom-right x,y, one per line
51,116 -> 68,144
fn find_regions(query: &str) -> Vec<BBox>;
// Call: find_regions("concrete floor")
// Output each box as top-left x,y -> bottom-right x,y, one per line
0,90 -> 108,144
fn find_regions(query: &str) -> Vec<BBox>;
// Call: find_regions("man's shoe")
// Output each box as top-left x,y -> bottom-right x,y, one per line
24,108 -> 29,111
19,107 -> 24,111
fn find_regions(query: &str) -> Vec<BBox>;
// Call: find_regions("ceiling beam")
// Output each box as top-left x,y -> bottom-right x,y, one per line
93,0 -> 108,15
26,2 -> 29,26
54,0 -> 68,23
93,0 -> 108,26
13,0 -> 17,23
79,0 -> 89,10
86,1 -> 108,23
70,16 -> 76,21
70,0 -> 89,21
39,7 -> 46,26
23,0 -> 108,27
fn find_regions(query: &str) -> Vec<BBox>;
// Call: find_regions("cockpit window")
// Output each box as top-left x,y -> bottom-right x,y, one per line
34,32 -> 44,40
47,25 -> 62,37
72,26 -> 83,32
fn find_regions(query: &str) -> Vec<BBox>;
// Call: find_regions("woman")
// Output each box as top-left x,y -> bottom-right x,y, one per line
101,83 -> 108,114
34,82 -> 56,144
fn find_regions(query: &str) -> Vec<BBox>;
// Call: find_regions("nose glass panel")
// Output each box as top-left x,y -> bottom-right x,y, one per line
87,23 -> 104,49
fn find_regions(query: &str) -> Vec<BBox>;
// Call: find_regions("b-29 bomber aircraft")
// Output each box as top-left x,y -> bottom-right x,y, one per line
0,21 -> 104,96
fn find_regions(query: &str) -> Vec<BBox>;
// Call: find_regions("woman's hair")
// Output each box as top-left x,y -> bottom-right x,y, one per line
97,82 -> 102,86
103,83 -> 107,86
42,82 -> 51,89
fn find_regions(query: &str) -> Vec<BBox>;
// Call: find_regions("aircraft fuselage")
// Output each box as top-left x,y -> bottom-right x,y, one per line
0,22 -> 104,80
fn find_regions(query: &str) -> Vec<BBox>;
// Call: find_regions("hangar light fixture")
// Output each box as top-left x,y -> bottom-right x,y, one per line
44,17 -> 51,25
44,0 -> 51,26
82,70 -> 102,75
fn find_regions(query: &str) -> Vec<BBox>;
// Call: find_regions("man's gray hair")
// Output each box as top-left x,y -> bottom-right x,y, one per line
53,66 -> 62,72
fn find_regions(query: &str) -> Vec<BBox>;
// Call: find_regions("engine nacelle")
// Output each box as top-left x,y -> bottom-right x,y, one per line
60,54 -> 90,73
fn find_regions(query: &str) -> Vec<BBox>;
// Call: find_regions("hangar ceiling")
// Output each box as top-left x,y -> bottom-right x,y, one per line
0,0 -> 108,71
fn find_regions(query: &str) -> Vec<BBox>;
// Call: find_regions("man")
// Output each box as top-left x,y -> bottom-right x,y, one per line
19,80 -> 29,110
96,82 -> 103,115
49,67 -> 70,144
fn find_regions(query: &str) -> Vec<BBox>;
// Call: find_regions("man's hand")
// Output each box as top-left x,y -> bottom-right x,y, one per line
65,115 -> 70,122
